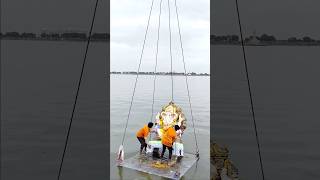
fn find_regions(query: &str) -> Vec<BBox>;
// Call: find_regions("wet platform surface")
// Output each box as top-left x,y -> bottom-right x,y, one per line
119,153 -> 198,179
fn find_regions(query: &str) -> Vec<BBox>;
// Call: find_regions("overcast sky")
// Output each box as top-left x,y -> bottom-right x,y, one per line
212,0 -> 320,39
1,0 -> 108,33
110,0 -> 210,73
2,0 -> 320,72
2,0 -> 319,37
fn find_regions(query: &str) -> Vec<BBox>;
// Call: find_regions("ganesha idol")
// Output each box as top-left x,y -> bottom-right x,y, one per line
155,102 -> 187,140
147,102 -> 186,157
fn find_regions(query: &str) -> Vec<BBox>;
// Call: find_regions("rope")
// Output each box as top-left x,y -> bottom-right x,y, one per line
167,0 -> 174,102
235,0 -> 265,179
56,0 -> 99,179
121,0 -> 155,146
151,0 -> 163,122
0,1 -> 2,177
174,0 -> 199,156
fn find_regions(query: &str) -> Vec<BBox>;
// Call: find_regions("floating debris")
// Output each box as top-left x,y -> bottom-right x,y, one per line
211,141 -> 240,180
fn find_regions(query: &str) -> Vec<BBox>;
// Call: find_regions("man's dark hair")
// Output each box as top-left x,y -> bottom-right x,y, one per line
148,122 -> 154,128
174,125 -> 180,131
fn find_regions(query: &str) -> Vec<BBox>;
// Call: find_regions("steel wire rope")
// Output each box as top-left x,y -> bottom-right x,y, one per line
235,0 -> 265,179
57,0 -> 100,179
173,0 -> 199,156
120,0 -> 155,146
167,0 -> 174,102
151,0 -> 163,123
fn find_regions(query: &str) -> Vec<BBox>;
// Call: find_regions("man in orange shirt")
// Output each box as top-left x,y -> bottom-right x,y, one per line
136,122 -> 154,154
160,125 -> 180,160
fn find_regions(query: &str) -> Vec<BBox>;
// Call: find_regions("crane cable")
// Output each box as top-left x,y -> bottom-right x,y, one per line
235,0 -> 265,179
151,0 -> 163,122
121,0 -> 199,158
121,0 -> 155,146
56,0 -> 99,179
0,0 -> 2,177
174,0 -> 199,156
168,0 -> 174,102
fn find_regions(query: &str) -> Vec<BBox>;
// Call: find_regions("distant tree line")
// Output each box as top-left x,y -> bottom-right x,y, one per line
287,36 -> 317,42
0,31 -> 109,41
1,31 -> 319,45
211,35 -> 239,43
211,34 -> 320,43
254,34 -> 277,42
110,71 -> 210,76
0,32 -> 37,39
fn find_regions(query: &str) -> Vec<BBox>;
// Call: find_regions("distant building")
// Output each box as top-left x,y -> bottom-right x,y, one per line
246,31 -> 260,45
21,33 -> 36,39
4,32 -> 21,38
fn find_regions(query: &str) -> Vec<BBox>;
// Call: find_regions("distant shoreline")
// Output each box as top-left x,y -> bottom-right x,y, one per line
0,37 -> 107,42
210,41 -> 320,46
2,32 -> 320,46
110,72 -> 210,76
2,38 -> 320,47
0,32 -> 109,42
2,36 -> 320,46
211,34 -> 320,46
3,38 -> 320,46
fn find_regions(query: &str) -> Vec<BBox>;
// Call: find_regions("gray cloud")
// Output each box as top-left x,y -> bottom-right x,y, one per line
212,0 -> 320,39
2,0 -> 318,72
111,0 -> 210,73
1,0 -> 108,33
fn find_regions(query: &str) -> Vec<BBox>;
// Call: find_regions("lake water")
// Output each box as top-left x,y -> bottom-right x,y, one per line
212,45 -> 320,179
110,74 -> 210,180
1,40 -> 320,180
1,40 -> 108,180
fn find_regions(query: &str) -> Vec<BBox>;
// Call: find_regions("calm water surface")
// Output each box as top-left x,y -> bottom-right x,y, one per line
110,75 -> 210,180
212,45 -> 320,179
1,40 -> 108,180
2,40 -> 320,180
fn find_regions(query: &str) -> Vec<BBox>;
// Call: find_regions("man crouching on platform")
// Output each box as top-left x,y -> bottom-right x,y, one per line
136,122 -> 154,154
